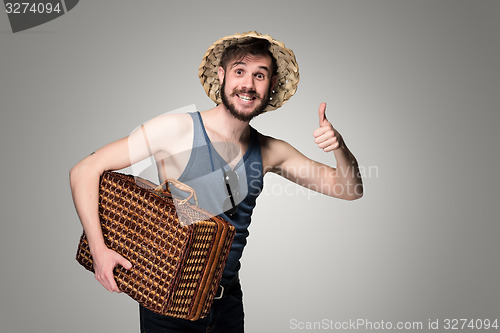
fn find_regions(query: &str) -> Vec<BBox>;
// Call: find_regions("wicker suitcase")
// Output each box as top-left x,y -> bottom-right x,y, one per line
76,171 -> 235,321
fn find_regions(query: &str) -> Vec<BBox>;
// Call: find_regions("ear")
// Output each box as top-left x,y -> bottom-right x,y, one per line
270,75 -> 278,91
218,66 -> 225,85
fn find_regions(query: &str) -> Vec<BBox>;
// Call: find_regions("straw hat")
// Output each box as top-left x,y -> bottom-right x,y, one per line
198,31 -> 300,112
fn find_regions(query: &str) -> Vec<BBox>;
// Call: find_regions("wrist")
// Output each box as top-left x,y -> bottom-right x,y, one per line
333,135 -> 344,151
89,240 -> 108,256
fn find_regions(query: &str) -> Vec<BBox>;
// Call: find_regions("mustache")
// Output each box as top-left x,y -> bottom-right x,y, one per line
230,89 -> 263,100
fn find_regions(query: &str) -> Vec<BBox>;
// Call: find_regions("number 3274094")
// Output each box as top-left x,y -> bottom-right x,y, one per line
5,2 -> 62,14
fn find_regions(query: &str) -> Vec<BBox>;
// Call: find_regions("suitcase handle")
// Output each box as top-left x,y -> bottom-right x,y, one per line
155,179 -> 198,206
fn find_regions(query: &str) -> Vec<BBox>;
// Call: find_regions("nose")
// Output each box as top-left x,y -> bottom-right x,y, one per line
241,73 -> 255,91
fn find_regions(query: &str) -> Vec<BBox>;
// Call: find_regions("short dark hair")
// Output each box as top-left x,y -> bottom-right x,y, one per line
219,38 -> 278,77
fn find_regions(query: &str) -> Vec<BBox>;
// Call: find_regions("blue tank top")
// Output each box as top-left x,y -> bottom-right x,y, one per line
174,111 -> 264,284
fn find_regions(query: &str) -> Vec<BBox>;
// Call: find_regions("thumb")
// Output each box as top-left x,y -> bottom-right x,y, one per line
318,102 -> 327,126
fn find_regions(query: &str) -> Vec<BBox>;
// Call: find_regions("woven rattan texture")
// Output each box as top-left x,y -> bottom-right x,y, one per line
198,31 -> 299,112
76,171 -> 235,321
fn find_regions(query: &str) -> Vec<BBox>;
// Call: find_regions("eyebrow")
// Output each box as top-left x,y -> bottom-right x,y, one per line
230,61 -> 270,72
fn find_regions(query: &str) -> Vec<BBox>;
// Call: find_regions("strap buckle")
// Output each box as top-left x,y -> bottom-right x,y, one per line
213,285 -> 224,300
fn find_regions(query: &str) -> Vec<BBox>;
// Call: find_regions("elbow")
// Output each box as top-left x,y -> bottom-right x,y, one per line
69,161 -> 95,189
330,190 -> 363,201
69,163 -> 82,190
326,182 -> 364,200
69,164 -> 77,179
343,183 -> 364,201
69,158 -> 104,191
345,192 -> 363,201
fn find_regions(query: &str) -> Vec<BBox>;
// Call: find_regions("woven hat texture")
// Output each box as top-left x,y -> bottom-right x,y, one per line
198,31 -> 299,112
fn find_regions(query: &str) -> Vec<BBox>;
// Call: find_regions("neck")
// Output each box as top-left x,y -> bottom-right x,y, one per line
202,104 -> 251,142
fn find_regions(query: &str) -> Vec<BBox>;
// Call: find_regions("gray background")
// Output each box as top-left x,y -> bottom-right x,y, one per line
1,0 -> 499,332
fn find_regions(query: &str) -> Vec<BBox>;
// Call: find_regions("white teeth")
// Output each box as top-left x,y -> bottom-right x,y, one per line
238,94 -> 252,101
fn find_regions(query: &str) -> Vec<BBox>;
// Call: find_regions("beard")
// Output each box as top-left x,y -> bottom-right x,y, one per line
220,80 -> 271,122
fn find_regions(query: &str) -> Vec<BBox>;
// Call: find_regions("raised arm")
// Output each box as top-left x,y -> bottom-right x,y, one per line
261,103 -> 363,200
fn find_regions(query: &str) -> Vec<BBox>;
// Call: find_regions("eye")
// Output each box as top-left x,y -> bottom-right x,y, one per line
255,73 -> 265,80
235,69 -> 244,75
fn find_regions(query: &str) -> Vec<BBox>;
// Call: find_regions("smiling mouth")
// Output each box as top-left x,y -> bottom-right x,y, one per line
236,94 -> 256,102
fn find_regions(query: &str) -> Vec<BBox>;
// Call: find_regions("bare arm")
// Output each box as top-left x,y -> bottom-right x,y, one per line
69,113 -> 190,292
261,103 -> 363,200
70,137 -> 135,292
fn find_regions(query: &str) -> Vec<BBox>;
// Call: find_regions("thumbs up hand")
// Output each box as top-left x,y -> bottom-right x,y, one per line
313,102 -> 343,152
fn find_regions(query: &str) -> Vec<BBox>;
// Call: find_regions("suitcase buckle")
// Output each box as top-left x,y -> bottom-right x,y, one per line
213,285 -> 224,300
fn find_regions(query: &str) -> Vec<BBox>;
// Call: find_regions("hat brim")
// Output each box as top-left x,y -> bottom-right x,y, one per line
198,31 -> 299,112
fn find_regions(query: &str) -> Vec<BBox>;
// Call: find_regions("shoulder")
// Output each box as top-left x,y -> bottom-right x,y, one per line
144,112 -> 192,135
257,132 -> 286,152
140,112 -> 194,155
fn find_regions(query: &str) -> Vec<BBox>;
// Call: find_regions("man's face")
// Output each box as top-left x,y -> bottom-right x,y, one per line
218,54 -> 276,122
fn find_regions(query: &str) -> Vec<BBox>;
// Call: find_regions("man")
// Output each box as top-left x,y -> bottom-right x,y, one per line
70,31 -> 363,332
